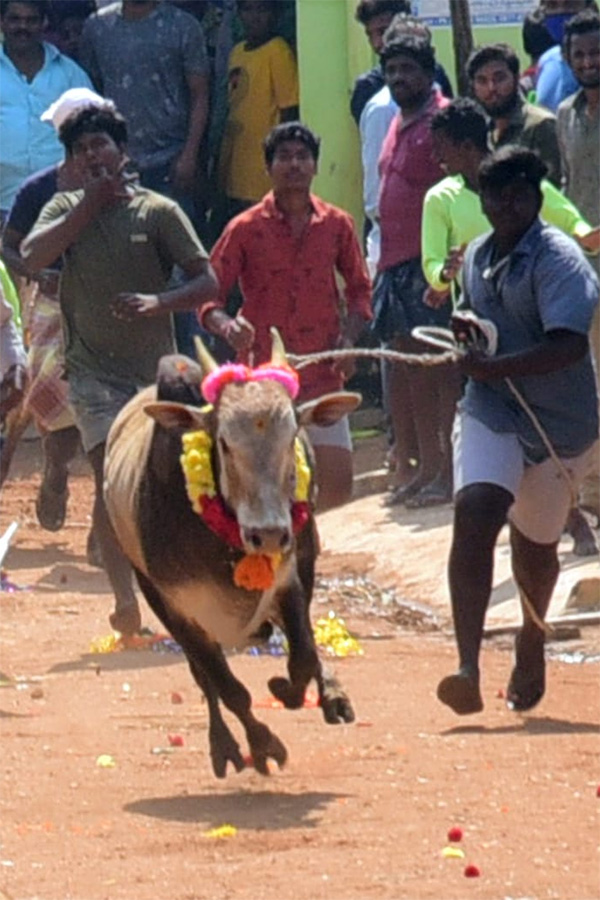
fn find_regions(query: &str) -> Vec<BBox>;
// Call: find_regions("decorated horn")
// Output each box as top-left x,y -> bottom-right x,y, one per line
194,335 -> 219,377
270,327 -> 288,368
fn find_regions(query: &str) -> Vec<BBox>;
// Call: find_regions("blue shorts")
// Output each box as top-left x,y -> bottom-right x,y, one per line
68,373 -> 138,453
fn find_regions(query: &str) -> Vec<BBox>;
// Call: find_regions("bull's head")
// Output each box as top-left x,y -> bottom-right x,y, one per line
144,330 -> 360,557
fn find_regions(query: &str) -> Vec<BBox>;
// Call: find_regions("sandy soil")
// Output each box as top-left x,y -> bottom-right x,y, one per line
0,443 -> 599,900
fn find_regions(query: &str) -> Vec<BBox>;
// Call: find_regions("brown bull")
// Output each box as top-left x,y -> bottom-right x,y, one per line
104,332 -> 359,778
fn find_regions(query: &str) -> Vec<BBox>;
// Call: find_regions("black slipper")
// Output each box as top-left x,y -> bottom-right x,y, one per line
384,481 -> 422,507
405,483 -> 452,509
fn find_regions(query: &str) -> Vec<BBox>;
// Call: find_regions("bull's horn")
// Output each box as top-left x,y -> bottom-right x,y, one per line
194,335 -> 219,376
270,327 -> 288,367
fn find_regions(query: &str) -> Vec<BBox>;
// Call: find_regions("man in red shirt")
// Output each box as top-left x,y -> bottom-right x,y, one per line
375,30 -> 455,509
200,122 -> 372,511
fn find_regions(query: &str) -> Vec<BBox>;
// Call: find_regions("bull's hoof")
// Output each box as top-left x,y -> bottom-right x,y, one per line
268,676 -> 306,709
247,721 -> 287,775
210,728 -> 245,779
321,687 -> 355,724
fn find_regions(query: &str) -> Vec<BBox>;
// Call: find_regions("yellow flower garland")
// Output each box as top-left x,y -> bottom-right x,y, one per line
180,431 -> 311,511
180,429 -> 215,514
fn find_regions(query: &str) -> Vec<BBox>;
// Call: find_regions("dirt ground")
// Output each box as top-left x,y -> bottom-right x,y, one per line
1,441 -> 599,900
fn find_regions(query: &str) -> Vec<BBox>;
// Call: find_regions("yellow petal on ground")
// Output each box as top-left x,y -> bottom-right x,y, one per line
203,824 -> 238,839
441,846 -> 465,859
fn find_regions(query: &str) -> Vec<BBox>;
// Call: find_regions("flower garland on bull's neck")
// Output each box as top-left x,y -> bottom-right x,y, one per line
179,362 -> 311,592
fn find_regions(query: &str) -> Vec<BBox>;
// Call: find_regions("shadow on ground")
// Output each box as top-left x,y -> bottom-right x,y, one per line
124,789 -> 349,830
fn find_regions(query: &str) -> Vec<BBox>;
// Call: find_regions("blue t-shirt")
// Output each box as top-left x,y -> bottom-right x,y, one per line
536,46 -> 578,113
461,219 -> 599,462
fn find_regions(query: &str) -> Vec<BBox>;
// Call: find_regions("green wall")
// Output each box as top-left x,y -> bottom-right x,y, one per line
297,0 -> 527,227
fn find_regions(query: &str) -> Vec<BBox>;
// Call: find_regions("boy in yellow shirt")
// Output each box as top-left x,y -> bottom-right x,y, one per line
218,0 -> 299,219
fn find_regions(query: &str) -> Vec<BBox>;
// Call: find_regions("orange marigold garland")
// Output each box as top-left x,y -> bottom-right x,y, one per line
180,430 -> 311,591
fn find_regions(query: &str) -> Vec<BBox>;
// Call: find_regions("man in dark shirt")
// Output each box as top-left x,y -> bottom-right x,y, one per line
350,0 -> 452,124
468,42 -> 562,187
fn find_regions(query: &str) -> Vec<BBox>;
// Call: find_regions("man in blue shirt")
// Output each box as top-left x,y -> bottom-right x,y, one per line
437,147 -> 598,718
0,0 -> 92,219
536,0 -> 596,111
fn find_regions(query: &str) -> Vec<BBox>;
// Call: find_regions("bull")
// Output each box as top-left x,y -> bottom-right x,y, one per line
104,331 -> 359,778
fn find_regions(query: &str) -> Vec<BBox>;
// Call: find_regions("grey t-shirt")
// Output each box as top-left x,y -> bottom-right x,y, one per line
31,186 -> 208,386
80,2 -> 209,170
461,219 -> 599,462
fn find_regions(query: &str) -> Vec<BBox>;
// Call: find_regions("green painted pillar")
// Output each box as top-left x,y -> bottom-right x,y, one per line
296,0 -> 371,227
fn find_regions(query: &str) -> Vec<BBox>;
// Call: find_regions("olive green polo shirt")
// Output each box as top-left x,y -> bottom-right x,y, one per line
491,94 -> 562,188
32,186 -> 208,386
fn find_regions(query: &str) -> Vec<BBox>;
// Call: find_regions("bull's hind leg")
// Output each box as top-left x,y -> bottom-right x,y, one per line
268,581 -> 355,724
134,571 -> 286,777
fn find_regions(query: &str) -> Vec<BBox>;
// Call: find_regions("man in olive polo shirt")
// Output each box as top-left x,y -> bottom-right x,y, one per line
23,105 -> 218,635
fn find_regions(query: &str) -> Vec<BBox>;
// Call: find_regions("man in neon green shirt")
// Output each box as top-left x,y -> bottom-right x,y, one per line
421,97 -> 599,556
422,97 -> 597,299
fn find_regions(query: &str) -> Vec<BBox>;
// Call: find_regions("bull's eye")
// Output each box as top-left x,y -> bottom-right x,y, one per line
219,437 -> 230,455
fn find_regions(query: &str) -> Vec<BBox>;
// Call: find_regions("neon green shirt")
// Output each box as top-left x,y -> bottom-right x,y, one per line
422,174 -> 592,292
0,260 -> 21,331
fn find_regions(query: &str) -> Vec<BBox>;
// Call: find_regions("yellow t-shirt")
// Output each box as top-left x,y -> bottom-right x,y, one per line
219,37 -> 299,203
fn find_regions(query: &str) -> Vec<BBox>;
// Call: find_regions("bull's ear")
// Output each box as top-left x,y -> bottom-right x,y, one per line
297,391 -> 362,427
143,401 -> 211,432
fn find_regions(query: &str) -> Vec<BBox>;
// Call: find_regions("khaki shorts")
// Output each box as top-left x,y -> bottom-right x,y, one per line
453,411 -> 598,544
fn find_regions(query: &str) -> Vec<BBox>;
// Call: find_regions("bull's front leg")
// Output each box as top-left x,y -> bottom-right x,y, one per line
187,636 -> 288,777
135,572 -> 286,777
268,581 -> 355,724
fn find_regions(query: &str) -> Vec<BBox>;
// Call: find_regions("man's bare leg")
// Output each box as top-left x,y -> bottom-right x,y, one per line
313,445 -> 353,512
437,483 -> 512,714
88,442 -> 141,635
506,526 -> 560,712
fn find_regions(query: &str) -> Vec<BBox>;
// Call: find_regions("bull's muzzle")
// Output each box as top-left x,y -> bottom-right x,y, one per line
242,526 -> 291,555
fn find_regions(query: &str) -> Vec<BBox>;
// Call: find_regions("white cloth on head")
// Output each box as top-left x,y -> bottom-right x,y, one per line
40,87 -> 114,131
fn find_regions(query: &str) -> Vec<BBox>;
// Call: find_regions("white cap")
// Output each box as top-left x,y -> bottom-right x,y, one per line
41,88 -> 116,131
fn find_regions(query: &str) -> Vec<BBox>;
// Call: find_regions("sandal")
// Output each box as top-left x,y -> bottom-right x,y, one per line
35,481 -> 68,532
405,483 -> 451,509
384,481 -> 422,507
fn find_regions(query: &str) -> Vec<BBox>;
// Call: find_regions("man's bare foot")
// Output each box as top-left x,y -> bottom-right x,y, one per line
109,604 -> 142,636
437,668 -> 483,715
565,507 -> 598,557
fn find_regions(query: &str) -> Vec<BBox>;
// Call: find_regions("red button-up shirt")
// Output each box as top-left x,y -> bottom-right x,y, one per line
203,192 -> 372,400
378,88 -> 448,272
